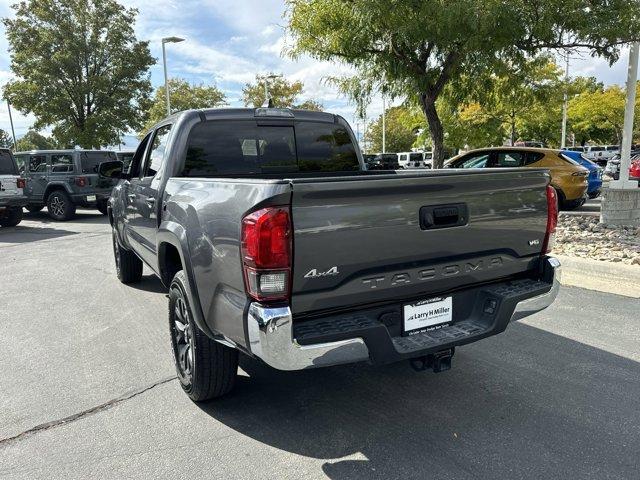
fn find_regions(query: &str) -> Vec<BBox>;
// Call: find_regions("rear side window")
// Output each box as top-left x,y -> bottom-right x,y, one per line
182,120 -> 358,177
50,154 -> 74,173
80,151 -> 117,174
525,152 -> 545,164
14,155 -> 26,174
495,152 -> 525,167
453,153 -> 490,168
0,150 -> 17,175
559,153 -> 580,166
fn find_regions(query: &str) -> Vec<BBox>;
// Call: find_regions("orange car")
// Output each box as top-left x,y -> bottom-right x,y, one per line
446,147 -> 589,209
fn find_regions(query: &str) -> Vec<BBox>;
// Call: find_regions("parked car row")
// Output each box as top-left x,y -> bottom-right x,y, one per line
563,145 -> 619,167
0,148 -> 123,226
445,147 -> 591,210
364,151 -> 433,170
604,150 -> 640,181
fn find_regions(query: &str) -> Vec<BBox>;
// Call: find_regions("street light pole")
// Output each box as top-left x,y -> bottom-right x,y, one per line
259,74 -> 282,106
382,93 -> 386,154
613,42 -> 639,189
6,100 -> 16,148
561,53 -> 569,149
602,42 -> 640,227
161,36 -> 185,116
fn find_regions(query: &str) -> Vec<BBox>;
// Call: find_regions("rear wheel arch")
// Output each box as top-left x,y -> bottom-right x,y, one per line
157,224 -> 218,342
44,183 -> 73,201
158,241 -> 184,288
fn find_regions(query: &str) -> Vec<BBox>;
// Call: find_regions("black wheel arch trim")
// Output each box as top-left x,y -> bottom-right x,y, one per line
157,221 -> 219,343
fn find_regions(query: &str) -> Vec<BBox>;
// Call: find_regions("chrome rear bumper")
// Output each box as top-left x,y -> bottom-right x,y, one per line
247,304 -> 369,370
247,257 -> 561,371
510,257 -> 561,321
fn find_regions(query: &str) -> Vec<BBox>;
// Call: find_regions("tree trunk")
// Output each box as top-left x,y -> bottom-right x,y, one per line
419,93 -> 445,169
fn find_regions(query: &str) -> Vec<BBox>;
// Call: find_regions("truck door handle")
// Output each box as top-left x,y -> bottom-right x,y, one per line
420,204 -> 468,230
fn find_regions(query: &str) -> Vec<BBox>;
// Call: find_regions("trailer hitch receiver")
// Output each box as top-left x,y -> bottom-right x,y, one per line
410,348 -> 455,373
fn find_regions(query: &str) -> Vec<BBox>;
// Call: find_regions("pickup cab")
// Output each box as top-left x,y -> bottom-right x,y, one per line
108,108 -> 561,402
0,148 -> 27,227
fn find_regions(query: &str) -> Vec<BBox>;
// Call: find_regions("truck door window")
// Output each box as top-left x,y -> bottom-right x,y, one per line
144,125 -> 172,178
29,155 -> 47,173
129,133 -> 152,177
50,154 -> 74,173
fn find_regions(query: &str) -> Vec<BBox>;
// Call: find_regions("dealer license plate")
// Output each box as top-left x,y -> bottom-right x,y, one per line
403,296 -> 452,335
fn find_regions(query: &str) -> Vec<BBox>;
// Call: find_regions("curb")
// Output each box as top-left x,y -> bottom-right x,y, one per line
555,254 -> 640,298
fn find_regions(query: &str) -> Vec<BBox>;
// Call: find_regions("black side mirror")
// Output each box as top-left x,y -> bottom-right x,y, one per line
98,160 -> 126,179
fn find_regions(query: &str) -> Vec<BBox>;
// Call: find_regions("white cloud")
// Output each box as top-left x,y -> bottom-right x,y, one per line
201,0 -> 285,33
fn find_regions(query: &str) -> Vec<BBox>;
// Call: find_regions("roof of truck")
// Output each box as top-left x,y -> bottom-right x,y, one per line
13,149 -> 116,155
157,107 -> 338,125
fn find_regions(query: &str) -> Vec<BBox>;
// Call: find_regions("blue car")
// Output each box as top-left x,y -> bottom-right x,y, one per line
561,150 -> 603,198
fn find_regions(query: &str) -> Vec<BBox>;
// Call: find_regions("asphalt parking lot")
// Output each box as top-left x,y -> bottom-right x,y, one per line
1,211 -> 639,480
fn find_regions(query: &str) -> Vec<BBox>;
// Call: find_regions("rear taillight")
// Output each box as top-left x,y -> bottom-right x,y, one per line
75,176 -> 88,187
241,206 -> 292,302
543,186 -> 558,254
16,178 -> 25,189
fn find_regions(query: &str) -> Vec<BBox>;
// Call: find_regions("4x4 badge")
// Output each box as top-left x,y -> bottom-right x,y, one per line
304,266 -> 339,278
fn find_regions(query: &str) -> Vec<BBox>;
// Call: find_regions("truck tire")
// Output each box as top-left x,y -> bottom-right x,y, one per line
0,207 -> 23,227
111,228 -> 142,283
26,205 -> 44,213
96,200 -> 108,216
169,270 -> 238,402
46,190 -> 76,221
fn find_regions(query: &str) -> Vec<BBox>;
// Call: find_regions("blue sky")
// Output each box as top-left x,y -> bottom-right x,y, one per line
0,0 -> 633,145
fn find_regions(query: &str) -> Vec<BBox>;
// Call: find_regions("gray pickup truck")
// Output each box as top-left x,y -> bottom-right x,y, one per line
108,108 -> 561,402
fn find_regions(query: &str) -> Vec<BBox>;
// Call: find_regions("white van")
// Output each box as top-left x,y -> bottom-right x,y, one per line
397,151 -> 432,169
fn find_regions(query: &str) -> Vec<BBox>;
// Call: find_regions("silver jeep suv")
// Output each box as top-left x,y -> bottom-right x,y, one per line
0,148 -> 27,227
14,149 -> 122,221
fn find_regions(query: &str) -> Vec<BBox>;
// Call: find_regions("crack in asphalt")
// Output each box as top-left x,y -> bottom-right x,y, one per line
0,376 -> 177,449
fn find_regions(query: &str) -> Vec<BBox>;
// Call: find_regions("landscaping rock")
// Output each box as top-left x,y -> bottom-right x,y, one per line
553,214 -> 640,266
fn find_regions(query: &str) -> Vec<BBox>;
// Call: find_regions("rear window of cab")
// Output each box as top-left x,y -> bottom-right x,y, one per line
181,120 -> 359,177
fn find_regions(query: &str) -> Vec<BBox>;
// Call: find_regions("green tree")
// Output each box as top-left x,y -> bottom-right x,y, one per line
3,0 -> 154,148
567,84 -> 640,145
242,74 -> 322,109
365,106 -> 423,152
295,99 -> 324,111
143,78 -> 227,132
286,0 -> 640,168
0,129 -> 13,149
14,130 -> 56,151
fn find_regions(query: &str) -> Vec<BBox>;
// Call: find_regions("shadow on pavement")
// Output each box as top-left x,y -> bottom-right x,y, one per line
0,224 -> 78,244
126,274 -> 167,294
197,323 -> 639,480
23,210 -> 109,225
